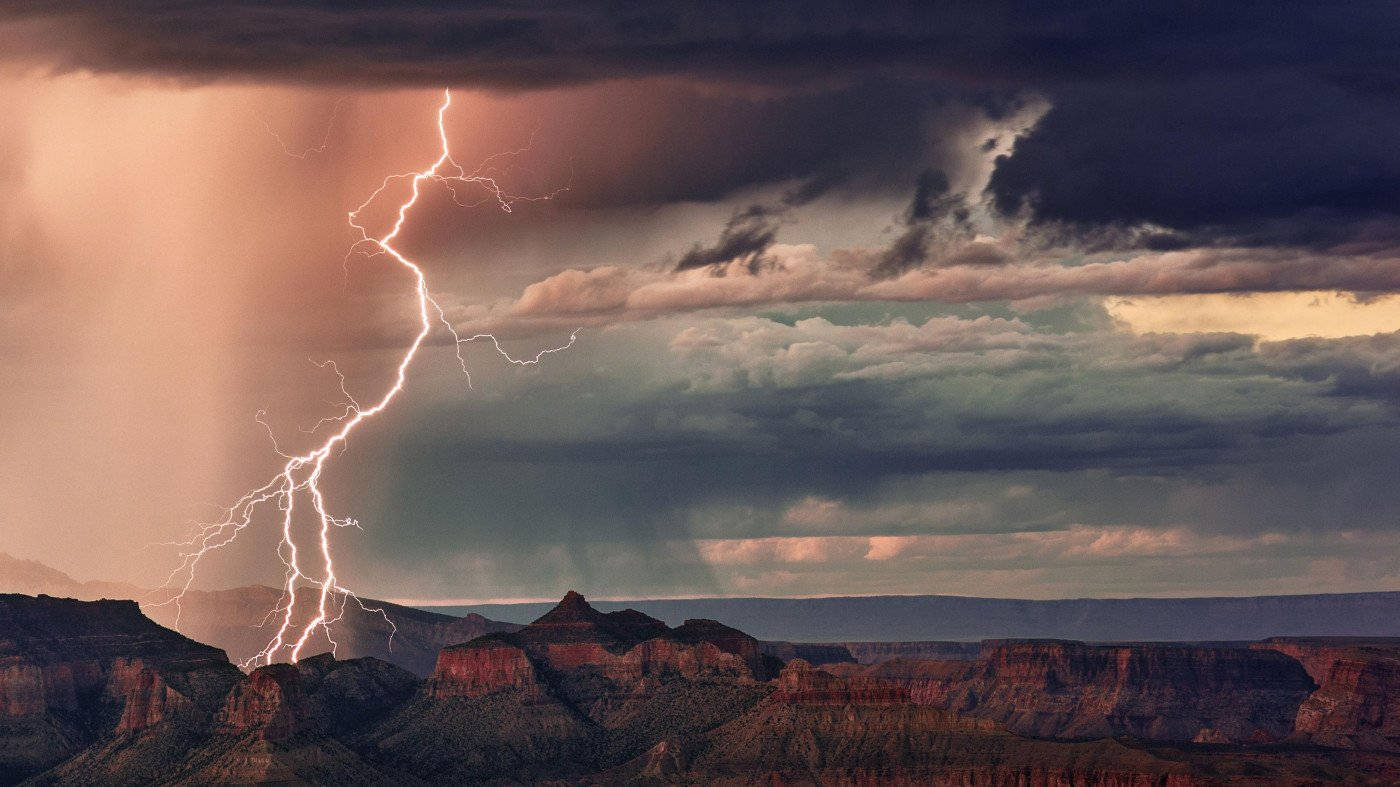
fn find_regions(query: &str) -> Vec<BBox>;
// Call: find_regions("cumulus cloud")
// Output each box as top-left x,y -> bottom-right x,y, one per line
315,299 -> 1400,598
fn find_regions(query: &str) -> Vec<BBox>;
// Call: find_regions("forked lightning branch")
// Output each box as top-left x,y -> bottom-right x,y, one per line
152,90 -> 575,668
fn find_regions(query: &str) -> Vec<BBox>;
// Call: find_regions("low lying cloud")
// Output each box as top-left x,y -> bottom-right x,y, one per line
443,241 -> 1400,339
693,525 -> 1361,566
781,496 -> 992,532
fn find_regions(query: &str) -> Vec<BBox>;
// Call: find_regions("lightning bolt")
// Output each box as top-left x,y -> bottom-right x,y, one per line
153,89 -> 575,668
263,98 -> 345,159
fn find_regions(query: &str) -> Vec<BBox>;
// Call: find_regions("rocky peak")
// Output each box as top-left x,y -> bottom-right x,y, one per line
219,663 -> 313,740
533,590 -> 602,625
522,592 -> 669,656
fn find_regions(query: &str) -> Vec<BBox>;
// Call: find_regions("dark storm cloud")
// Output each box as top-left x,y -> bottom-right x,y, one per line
872,168 -> 977,279
673,174 -> 838,273
3,1 -> 1392,90
674,205 -> 783,273
987,72 -> 1400,243
6,1 -> 1400,241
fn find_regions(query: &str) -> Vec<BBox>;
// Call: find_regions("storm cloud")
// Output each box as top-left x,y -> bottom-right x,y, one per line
6,3 -> 1400,601
5,1 -> 1400,239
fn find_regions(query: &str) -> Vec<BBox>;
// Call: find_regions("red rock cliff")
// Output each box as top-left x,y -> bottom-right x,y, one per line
1254,637 -> 1400,750
772,658 -> 909,705
0,594 -> 242,782
428,636 -> 545,699
845,639 -> 1316,743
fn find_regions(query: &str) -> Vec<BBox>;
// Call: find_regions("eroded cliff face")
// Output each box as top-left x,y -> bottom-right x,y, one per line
106,658 -> 195,734
1255,638 -> 1400,751
9,591 -> 1400,786
428,636 -> 545,699
846,639 -> 1317,744
829,657 -> 976,705
219,664 -> 316,740
604,659 -> 1400,787
609,660 -> 1209,786
34,652 -> 420,785
0,594 -> 241,782
771,658 -> 909,705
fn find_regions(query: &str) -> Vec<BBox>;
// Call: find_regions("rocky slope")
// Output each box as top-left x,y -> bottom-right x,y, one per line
6,590 -> 1400,785
604,660 -> 1395,786
0,594 -> 241,783
34,652 -> 420,785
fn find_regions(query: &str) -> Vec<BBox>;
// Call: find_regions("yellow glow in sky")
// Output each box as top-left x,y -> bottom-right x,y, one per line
1105,291 -> 1400,341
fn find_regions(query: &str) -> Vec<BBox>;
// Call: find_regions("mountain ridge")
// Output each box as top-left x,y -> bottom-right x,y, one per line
439,589 -> 1400,642
3,590 -> 1398,784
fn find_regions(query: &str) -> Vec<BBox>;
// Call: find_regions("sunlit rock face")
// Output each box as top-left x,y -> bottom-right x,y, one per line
428,636 -> 545,699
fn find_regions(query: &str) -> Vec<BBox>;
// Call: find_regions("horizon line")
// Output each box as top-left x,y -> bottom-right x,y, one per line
390,587 -> 1400,608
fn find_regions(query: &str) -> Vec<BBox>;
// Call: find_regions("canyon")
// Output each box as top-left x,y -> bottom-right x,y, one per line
1,590 -> 1398,784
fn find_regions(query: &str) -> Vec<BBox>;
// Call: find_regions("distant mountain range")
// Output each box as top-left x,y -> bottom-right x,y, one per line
5,551 -> 1399,670
433,590 -> 1400,642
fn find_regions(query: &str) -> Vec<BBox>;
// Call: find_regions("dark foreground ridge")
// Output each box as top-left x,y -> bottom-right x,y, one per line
1,591 -> 1398,784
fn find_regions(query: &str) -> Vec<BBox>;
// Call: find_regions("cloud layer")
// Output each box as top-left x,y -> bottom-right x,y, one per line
5,6 -> 1400,600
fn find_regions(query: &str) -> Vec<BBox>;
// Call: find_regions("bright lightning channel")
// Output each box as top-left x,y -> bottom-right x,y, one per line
152,89 -> 575,669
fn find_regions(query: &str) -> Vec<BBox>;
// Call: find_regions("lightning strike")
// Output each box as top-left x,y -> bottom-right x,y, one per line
154,89 -> 575,669
263,98 -> 345,159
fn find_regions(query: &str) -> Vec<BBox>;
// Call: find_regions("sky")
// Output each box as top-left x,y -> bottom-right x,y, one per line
2,1 -> 1400,602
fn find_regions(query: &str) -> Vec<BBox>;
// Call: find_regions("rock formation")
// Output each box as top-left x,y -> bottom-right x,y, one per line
5,590 -> 1400,785
0,594 -> 241,783
842,638 -> 1318,743
1256,637 -> 1400,751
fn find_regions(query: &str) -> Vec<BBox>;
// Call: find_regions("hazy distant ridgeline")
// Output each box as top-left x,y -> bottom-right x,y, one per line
5,551 -> 1397,647
434,592 -> 1400,643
